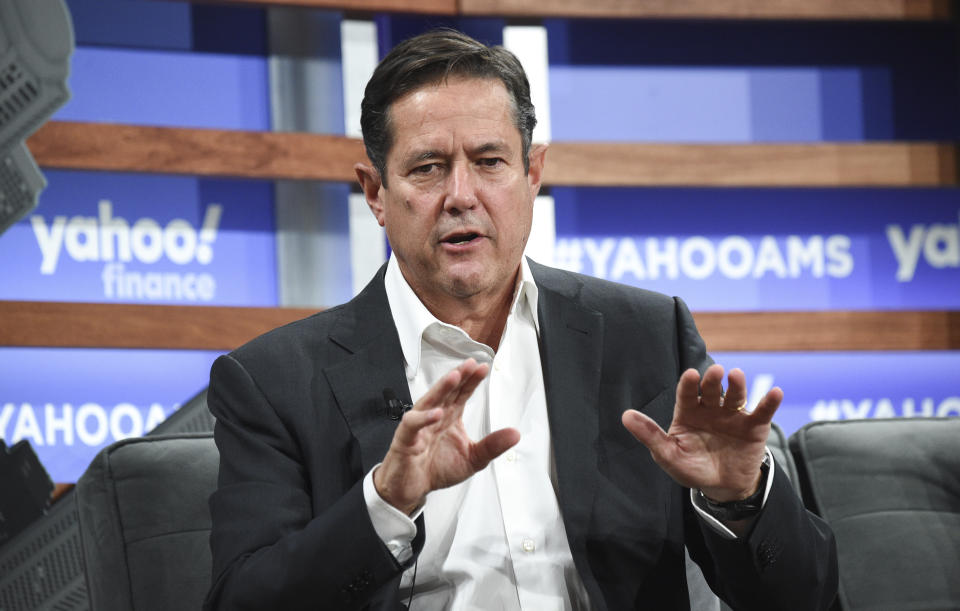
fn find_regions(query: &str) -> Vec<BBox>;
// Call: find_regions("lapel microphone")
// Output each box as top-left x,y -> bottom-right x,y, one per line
382,388 -> 412,420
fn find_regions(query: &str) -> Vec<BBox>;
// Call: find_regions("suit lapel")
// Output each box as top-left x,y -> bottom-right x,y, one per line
531,263 -> 605,570
324,267 -> 412,474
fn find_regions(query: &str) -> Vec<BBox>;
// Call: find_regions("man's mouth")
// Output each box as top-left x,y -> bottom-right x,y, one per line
442,232 -> 480,245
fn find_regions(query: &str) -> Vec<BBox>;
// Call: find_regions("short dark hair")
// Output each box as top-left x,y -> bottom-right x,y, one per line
360,29 -> 537,187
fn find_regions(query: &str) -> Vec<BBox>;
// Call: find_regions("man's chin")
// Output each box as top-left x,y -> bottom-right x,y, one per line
437,261 -> 499,296
444,273 -> 486,298
441,266 -> 519,301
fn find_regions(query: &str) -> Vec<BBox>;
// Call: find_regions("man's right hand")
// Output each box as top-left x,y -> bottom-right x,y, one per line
373,358 -> 520,515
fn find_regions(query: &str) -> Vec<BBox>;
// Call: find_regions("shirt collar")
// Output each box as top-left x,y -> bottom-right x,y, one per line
384,255 -> 540,378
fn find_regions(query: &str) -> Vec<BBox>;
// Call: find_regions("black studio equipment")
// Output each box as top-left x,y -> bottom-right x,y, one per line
0,389 -> 215,611
0,0 -> 74,237
0,3 -> 77,607
0,439 -> 54,544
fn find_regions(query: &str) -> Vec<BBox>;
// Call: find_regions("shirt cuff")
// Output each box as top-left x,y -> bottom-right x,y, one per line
690,447 -> 775,540
363,464 -> 421,564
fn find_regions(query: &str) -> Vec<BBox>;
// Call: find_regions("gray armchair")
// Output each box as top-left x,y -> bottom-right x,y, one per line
75,433 -> 217,611
789,418 -> 960,610
72,419 -> 799,611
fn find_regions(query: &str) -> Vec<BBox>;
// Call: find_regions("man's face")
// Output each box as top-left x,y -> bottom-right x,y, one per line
359,76 -> 545,311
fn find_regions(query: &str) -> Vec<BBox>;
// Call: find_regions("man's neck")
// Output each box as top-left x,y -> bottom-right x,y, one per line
414,276 -> 518,352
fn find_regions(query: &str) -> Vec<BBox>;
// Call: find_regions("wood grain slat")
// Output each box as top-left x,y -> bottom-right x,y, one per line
52,483 -> 75,503
542,141 -> 958,187
163,0 -> 951,19
0,301 -> 318,351
2,302 -> 958,351
28,122 -> 958,187
693,310 -> 960,352
459,0 -> 952,20
27,121 -> 366,182
162,0 -> 457,14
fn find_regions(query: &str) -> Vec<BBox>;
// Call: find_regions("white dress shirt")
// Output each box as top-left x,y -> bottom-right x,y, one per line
362,255 -> 774,608
364,255 -> 590,610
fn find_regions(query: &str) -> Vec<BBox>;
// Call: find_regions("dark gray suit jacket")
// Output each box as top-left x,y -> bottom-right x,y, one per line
205,261 -> 837,610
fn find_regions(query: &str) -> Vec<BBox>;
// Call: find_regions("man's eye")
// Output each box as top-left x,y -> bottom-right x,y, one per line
479,158 -> 503,168
413,163 -> 438,175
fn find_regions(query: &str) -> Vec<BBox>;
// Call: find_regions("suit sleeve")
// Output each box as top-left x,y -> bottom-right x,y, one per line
203,354 -> 421,611
673,297 -> 839,611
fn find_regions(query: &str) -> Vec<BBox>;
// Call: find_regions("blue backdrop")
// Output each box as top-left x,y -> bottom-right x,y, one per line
0,348 -> 221,481
552,187 -> 960,311
1,2 -> 957,482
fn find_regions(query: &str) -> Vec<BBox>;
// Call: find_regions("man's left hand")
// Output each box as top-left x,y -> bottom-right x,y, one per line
621,364 -> 781,502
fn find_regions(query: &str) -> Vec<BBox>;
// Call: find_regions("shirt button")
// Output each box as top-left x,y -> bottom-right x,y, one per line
505,450 -> 517,463
493,362 -> 501,372
521,538 -> 536,553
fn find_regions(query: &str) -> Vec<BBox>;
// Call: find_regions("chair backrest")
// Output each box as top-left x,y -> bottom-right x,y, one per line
149,388 -> 214,436
66,411 -> 801,611
75,433 -> 218,611
789,418 -> 960,611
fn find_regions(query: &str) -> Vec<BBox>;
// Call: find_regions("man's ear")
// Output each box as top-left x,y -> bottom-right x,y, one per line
354,162 -> 386,227
527,143 -> 548,200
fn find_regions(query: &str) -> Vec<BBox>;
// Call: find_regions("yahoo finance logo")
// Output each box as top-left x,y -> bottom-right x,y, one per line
30,201 -> 223,302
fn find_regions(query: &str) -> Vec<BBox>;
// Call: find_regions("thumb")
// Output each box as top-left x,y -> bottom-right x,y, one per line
471,427 -> 521,470
622,410 -> 671,459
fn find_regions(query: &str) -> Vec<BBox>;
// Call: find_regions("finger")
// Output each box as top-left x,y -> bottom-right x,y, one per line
751,386 -> 783,423
436,361 -> 488,426
675,369 -> 702,411
392,406 -> 444,446
699,364 -> 726,407
723,368 -> 748,411
415,366 -> 465,411
455,357 -> 481,377
471,427 -> 521,470
622,409 -> 675,463
451,361 -> 489,407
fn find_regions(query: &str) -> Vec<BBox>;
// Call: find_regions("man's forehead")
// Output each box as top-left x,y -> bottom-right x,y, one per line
387,77 -> 519,158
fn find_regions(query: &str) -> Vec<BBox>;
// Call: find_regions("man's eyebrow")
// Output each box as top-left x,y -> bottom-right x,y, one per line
402,150 -> 445,166
401,142 -> 511,166
473,142 -> 509,155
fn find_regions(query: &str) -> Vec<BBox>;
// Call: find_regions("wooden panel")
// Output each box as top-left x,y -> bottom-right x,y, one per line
459,0 -> 952,19
0,301 -> 318,351
52,483 -> 75,503
2,302 -> 958,351
28,122 -> 957,187
694,310 -> 960,352
27,121 -> 366,182
162,0 -> 457,14
164,0 -> 951,19
542,142 -> 958,187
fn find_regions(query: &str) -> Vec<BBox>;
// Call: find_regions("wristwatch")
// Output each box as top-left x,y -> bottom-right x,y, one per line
697,453 -> 771,522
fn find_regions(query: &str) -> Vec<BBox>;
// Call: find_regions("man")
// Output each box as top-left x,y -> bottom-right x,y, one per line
205,30 -> 837,610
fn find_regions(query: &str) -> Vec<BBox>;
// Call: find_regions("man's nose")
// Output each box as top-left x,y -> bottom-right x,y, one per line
443,162 -> 479,213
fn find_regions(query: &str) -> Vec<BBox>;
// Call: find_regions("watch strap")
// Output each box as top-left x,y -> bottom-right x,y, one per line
697,453 -> 771,522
